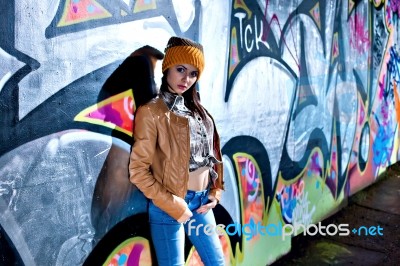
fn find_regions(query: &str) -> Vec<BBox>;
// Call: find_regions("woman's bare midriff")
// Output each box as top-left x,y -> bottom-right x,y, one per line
187,166 -> 210,191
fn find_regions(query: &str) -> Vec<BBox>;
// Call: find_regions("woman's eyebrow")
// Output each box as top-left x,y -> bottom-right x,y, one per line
177,65 -> 198,73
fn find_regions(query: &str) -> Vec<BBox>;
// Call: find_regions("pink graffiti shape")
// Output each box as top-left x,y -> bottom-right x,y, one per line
378,75 -> 386,99
127,244 -> 145,266
73,5 -> 78,13
349,13 -> 370,53
359,106 -> 365,124
390,0 -> 400,17
312,6 -> 320,23
89,105 -> 123,127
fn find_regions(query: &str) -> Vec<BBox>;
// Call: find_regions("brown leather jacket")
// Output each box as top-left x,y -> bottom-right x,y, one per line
129,97 -> 224,220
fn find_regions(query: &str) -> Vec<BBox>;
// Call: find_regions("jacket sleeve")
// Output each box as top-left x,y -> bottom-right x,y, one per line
209,118 -> 225,202
129,105 -> 187,220
209,188 -> 223,202
209,162 -> 224,202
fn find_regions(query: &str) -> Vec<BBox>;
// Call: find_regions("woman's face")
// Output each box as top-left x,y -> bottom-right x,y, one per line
167,64 -> 199,95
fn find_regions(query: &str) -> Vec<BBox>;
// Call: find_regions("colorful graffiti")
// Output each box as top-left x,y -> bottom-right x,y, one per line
75,90 -> 136,137
1,0 -> 400,265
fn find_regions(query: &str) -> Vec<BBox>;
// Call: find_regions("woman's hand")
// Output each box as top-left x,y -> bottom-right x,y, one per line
177,207 -> 193,223
197,195 -> 218,214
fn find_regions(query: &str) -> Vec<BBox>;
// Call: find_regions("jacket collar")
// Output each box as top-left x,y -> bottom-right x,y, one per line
160,90 -> 186,111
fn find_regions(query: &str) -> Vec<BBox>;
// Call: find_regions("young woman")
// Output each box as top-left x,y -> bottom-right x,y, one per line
129,36 -> 225,265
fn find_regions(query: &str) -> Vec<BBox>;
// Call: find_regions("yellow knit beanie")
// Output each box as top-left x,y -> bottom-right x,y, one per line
162,36 -> 205,79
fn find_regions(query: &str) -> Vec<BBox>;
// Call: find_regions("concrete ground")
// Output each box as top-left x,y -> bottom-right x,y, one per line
272,163 -> 400,266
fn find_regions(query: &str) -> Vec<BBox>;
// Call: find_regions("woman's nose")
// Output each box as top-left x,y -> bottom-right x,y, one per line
182,74 -> 190,81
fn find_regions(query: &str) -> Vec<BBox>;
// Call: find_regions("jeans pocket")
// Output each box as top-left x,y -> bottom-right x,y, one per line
202,191 -> 210,205
149,201 -> 180,224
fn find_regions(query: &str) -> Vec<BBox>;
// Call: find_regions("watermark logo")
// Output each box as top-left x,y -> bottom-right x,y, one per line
351,225 -> 383,236
187,220 -> 383,240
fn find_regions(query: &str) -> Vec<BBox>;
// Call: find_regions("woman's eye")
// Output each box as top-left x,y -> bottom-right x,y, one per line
176,67 -> 185,73
190,71 -> 198,78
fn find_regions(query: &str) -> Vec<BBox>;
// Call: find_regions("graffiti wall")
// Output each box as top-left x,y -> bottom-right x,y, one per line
1,0 -> 399,265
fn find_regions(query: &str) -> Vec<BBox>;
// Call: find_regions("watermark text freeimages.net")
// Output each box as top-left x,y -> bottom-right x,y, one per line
186,220 -> 384,240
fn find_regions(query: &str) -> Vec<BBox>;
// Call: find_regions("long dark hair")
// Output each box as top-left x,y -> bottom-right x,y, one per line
160,71 -> 207,120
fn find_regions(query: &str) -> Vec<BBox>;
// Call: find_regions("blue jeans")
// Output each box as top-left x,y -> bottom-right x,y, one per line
149,189 -> 225,266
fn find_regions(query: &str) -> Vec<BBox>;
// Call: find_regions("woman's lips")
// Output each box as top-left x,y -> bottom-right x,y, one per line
178,85 -> 187,90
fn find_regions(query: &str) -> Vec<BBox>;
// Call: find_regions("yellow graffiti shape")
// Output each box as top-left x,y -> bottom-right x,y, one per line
234,0 -> 252,18
309,2 -> 321,29
229,28 -> 240,77
331,32 -> 339,62
104,237 -> 152,266
57,0 -> 112,27
133,0 -> 157,13
348,0 -> 356,15
393,81 -> 400,125
233,153 -> 265,229
74,90 -> 135,136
